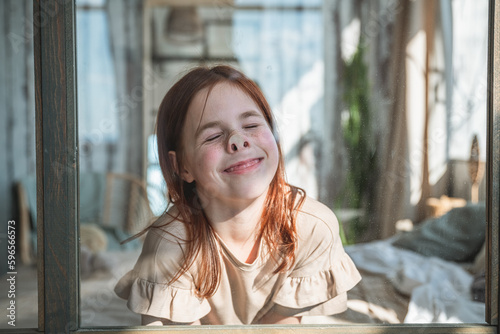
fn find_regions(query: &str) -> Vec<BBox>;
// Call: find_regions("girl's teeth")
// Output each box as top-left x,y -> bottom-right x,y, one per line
226,159 -> 259,172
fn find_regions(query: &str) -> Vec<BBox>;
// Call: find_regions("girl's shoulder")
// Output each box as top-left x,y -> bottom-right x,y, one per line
149,205 -> 187,235
295,196 -> 339,235
133,206 -> 195,282
291,196 -> 344,273
142,206 -> 191,255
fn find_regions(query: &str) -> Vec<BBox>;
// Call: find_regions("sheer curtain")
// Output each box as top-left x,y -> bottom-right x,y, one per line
324,0 -> 452,240
105,0 -> 144,176
371,0 -> 487,239
231,0 -> 324,197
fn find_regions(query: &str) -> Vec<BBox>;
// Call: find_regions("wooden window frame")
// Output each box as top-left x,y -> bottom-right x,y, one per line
29,0 -> 500,332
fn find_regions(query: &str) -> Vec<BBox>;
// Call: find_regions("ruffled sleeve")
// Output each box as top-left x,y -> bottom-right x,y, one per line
273,252 -> 361,315
272,198 -> 362,316
115,270 -> 211,323
114,220 -> 211,323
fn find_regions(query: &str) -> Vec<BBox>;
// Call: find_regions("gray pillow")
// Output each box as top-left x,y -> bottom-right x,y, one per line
392,203 -> 486,262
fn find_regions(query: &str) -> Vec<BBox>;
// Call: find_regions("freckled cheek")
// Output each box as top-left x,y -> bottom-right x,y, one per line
196,148 -> 223,171
256,131 -> 280,157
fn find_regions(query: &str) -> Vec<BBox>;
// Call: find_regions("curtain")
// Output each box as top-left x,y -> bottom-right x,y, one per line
231,2 -> 324,197
372,0 -> 449,239
106,0 -> 144,177
324,0 -> 450,241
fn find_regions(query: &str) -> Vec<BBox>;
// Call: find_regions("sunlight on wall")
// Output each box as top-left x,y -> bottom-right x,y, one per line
406,30 -> 427,205
449,0 -> 488,161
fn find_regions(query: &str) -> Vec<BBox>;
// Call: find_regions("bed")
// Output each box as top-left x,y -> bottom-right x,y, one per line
321,202 -> 487,324
1,195 -> 487,328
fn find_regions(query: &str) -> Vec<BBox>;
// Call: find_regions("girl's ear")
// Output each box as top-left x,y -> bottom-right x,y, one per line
168,151 -> 195,183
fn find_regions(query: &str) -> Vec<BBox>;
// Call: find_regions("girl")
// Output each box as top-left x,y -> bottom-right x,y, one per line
115,65 -> 361,325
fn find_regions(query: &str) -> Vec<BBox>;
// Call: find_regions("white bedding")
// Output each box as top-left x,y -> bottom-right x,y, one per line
345,238 -> 485,323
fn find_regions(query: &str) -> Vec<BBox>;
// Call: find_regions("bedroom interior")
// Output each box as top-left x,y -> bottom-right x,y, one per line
0,0 -> 497,332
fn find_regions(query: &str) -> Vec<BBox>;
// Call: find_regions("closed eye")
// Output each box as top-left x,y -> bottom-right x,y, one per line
244,124 -> 259,129
205,134 -> 222,142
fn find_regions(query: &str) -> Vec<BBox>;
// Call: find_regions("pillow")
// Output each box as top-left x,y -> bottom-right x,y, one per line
80,223 -> 108,253
392,203 -> 486,262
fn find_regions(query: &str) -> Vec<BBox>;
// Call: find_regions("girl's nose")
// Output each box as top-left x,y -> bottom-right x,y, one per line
228,132 -> 249,152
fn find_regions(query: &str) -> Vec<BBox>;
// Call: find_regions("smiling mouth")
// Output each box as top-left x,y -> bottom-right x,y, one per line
224,158 -> 263,173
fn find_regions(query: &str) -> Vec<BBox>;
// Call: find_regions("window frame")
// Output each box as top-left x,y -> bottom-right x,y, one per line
30,0 -> 500,333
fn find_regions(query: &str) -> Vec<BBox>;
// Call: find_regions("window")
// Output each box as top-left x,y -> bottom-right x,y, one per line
32,0 -> 499,332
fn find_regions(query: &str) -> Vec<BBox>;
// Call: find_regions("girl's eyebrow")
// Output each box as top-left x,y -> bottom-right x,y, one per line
195,110 -> 264,139
240,110 -> 264,120
195,120 -> 222,139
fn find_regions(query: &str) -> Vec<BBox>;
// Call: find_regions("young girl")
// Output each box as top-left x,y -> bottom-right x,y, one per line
114,65 -> 361,325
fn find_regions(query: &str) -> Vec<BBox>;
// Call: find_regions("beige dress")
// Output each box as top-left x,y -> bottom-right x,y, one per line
114,197 -> 361,325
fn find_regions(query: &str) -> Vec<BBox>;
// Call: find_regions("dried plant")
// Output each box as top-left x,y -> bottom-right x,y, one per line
469,134 -> 484,203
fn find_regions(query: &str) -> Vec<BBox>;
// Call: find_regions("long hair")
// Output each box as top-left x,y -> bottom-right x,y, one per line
155,65 -> 305,298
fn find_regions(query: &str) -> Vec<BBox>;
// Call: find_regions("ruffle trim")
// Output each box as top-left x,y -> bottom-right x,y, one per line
274,252 -> 361,308
114,270 -> 211,323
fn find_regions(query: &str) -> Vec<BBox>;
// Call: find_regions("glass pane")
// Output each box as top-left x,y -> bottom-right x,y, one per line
77,0 -> 488,327
76,0 -> 144,327
0,0 -> 37,329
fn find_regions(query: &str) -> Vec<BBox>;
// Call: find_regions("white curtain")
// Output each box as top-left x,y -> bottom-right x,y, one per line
231,2 -> 324,197
105,0 -> 144,176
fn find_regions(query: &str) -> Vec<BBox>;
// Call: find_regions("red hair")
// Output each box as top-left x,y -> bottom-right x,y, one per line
155,65 -> 305,298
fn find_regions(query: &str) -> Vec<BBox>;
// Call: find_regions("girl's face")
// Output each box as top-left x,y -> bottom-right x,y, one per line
171,82 -> 279,207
